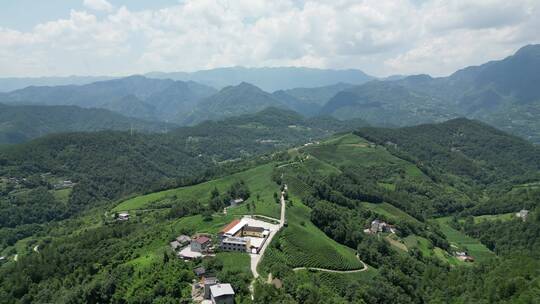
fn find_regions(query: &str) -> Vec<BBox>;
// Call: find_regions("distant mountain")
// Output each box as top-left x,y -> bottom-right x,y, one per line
183,82 -> 290,125
0,76 -> 116,92
0,76 -> 217,123
0,103 -> 174,144
321,44 -> 540,142
320,81 -> 456,126
146,66 -> 374,91
272,83 -> 354,117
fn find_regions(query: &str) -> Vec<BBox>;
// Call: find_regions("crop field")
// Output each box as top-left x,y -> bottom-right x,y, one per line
301,134 -> 421,175
435,217 -> 495,263
362,202 -> 421,224
259,198 -> 363,273
114,163 -> 281,218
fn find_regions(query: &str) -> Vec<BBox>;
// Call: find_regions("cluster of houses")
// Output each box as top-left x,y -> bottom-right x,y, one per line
364,219 -> 397,234
172,218 -> 271,259
218,219 -> 270,254
172,234 -> 213,260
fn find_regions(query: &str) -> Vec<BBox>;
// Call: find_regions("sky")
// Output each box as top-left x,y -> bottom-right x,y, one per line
0,0 -> 539,78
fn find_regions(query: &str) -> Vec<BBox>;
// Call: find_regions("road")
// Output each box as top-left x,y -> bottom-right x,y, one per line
250,186 -> 286,279
249,185 -> 287,297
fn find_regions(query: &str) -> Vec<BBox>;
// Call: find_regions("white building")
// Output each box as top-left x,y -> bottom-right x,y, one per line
210,284 -> 235,304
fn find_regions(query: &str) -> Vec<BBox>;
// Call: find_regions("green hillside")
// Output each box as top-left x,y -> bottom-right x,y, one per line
114,163 -> 281,219
0,103 -> 173,144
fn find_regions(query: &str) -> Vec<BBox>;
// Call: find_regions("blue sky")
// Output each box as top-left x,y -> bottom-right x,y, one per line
0,0 -> 538,77
0,0 -> 179,31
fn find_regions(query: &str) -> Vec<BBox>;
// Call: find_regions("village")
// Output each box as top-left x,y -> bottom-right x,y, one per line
151,186 -> 287,304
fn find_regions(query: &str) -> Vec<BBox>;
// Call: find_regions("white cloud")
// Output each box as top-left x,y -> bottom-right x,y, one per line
83,0 -> 113,12
0,0 -> 539,77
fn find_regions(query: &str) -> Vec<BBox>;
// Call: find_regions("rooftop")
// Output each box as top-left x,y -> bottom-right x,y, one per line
223,237 -> 248,245
220,219 -> 242,234
194,236 -> 211,244
244,226 -> 266,233
210,284 -> 235,298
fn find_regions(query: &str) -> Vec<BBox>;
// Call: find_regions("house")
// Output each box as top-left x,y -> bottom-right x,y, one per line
455,251 -> 474,262
191,236 -> 211,253
170,240 -> 181,250
242,226 -> 267,238
219,219 -> 269,239
218,219 -> 269,253
516,209 -> 529,221
229,198 -> 244,207
176,235 -> 191,245
219,219 -> 242,238
193,266 -> 206,277
221,237 -> 250,252
368,219 -> 396,234
203,277 -> 219,299
117,212 -> 129,221
210,283 -> 235,304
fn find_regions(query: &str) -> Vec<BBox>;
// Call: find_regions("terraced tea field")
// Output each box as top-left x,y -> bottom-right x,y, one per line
114,163 -> 281,218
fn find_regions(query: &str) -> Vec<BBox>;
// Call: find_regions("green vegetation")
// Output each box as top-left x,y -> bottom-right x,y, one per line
260,198 -> 363,272
435,217 -> 495,263
115,163 -> 281,218
362,202 -> 421,224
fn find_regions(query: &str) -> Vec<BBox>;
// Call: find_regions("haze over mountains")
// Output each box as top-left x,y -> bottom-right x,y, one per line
0,44 -> 539,144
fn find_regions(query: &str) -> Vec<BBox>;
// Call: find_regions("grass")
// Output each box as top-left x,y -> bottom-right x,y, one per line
114,163 -> 281,219
473,212 -> 515,223
52,188 -> 71,204
385,234 -> 408,252
215,252 -> 251,274
362,202 -> 421,224
435,217 -> 495,263
172,213 -> 237,235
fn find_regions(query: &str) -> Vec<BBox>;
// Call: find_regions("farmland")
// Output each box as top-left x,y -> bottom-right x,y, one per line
113,163 -> 281,219
259,198 -> 364,273
435,217 -> 495,263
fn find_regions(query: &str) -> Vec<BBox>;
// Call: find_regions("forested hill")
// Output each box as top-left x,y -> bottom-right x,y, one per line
356,118 -> 540,187
0,108 -> 365,212
0,103 -> 174,144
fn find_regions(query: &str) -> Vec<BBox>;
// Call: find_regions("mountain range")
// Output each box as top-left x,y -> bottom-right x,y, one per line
0,44 -> 539,143
145,66 -> 373,91
321,44 -> 540,142
0,76 -> 217,122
